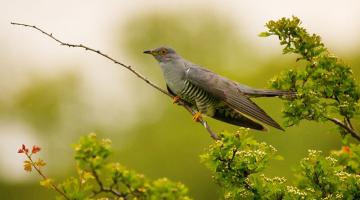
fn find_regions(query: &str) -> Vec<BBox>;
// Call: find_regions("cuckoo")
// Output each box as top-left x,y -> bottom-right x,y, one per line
144,47 -> 294,131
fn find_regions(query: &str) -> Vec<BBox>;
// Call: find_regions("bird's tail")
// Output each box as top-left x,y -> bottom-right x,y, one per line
247,89 -> 296,98
238,85 -> 296,98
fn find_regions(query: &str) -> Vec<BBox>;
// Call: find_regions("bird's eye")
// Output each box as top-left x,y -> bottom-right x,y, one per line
160,49 -> 167,55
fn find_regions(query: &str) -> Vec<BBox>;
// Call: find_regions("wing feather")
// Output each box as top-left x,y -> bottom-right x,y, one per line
185,65 -> 284,130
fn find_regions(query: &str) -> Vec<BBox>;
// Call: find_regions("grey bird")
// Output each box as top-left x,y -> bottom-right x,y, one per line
144,46 -> 294,131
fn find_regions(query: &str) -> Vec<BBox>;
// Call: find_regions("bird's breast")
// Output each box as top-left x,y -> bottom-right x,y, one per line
160,62 -> 186,95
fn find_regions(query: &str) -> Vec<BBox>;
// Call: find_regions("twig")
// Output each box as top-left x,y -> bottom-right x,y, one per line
11,22 -> 219,140
91,168 -> 127,198
325,117 -> 360,141
25,154 -> 70,200
345,117 -> 354,130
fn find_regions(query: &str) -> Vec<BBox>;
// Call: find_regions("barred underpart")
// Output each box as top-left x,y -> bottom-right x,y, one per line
180,80 -> 217,115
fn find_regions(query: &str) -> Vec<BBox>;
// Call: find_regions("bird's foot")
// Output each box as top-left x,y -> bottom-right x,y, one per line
192,112 -> 202,122
172,96 -> 181,104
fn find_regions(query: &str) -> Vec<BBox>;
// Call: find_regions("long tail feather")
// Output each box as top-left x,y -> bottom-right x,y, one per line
238,84 -> 296,98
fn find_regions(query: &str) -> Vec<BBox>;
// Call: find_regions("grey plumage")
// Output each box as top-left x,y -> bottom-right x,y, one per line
144,47 -> 294,131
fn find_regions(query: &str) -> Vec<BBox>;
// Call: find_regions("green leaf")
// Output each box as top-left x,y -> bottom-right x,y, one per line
258,32 -> 271,37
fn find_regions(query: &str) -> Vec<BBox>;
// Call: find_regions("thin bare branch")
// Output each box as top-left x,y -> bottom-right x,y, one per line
25,154 -> 70,200
11,22 -> 219,140
325,117 -> 360,141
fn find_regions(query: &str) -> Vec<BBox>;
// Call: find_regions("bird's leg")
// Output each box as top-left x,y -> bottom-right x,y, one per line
172,96 -> 181,104
192,112 -> 203,122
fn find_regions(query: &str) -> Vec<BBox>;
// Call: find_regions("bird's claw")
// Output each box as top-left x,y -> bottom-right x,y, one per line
192,112 -> 202,122
172,96 -> 181,104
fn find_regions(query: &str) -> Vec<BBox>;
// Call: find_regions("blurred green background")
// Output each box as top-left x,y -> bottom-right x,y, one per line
1,1 -> 360,199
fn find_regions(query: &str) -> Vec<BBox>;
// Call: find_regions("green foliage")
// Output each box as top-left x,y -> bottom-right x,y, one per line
202,129 -> 360,199
57,177 -> 93,200
148,178 -> 190,200
34,130 -> 360,200
201,129 -> 284,199
201,129 -> 278,188
74,133 -> 112,170
260,16 -> 360,128
294,149 -> 360,199
51,133 -> 191,200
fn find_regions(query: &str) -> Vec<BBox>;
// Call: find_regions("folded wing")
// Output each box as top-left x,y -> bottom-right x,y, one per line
185,65 -> 284,131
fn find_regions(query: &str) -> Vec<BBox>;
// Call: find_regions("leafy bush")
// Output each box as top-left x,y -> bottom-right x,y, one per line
202,130 -> 360,199
261,17 -> 360,140
19,133 -> 190,200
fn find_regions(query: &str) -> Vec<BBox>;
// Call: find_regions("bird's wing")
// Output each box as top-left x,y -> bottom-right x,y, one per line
184,65 -> 284,130
212,104 -> 266,131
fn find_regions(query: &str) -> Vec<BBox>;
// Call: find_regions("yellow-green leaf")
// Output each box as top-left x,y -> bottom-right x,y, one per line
40,178 -> 53,189
35,158 -> 46,168
23,160 -> 32,172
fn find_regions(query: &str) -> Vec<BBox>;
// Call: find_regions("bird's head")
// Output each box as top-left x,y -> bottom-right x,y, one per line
143,46 -> 178,63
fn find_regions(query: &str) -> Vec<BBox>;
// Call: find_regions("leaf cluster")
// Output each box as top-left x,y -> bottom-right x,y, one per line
292,146 -> 360,199
202,129 -> 360,200
52,133 -> 191,200
261,16 -> 360,129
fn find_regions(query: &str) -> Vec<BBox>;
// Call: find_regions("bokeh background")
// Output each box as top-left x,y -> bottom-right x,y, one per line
1,0 -> 360,199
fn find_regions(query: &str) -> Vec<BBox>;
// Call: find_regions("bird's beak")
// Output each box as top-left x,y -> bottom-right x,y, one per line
143,50 -> 152,55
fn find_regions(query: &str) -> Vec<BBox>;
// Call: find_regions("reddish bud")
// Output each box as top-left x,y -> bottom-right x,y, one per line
32,145 -> 41,154
20,144 -> 29,154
